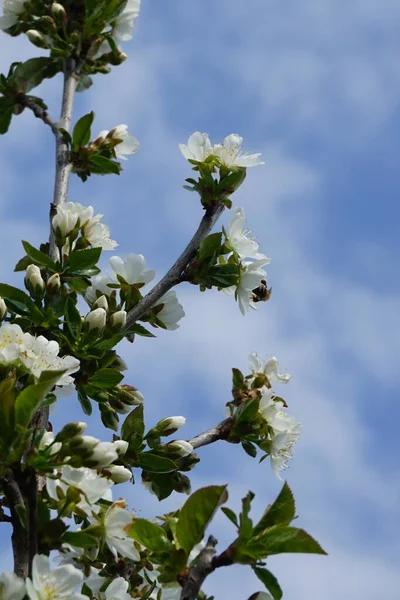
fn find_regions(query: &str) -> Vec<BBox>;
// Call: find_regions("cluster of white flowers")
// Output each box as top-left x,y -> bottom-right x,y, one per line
85,254 -> 185,330
222,208 -> 271,315
0,322 -> 79,389
179,131 -> 264,170
248,352 -> 301,479
52,202 -> 118,250
96,124 -> 139,160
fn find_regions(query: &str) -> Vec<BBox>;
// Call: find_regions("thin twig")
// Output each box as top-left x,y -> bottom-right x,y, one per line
188,418 -> 232,450
17,93 -> 59,137
49,57 -> 80,261
2,470 -> 29,578
123,203 -> 226,332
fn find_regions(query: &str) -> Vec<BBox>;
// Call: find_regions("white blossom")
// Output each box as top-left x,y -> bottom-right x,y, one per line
235,259 -> 269,315
46,466 -> 113,516
113,439 -> 129,456
226,208 -> 269,260
109,310 -> 127,331
248,352 -> 291,384
0,323 -> 25,363
52,202 -> 93,238
179,131 -> 212,163
154,290 -> 185,330
212,134 -> 264,169
98,125 -> 139,160
0,572 -> 25,600
0,0 -> 26,30
109,254 -> 155,285
269,422 -> 302,480
20,334 -> 80,387
104,578 -> 132,600
83,213 -> 118,250
39,431 -> 62,455
26,555 -> 86,600
85,275 -> 115,305
103,502 -> 140,561
89,441 -> 119,468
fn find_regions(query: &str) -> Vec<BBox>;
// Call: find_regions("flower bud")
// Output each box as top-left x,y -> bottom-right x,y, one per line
0,297 -> 7,321
110,355 -> 128,372
40,431 -> 62,455
93,295 -> 108,311
52,210 -> 78,240
55,421 -> 87,443
51,2 -> 67,23
84,307 -> 106,333
26,30 -> 48,48
87,441 -> 118,467
164,440 -> 193,458
47,273 -> 61,294
148,416 -> 186,439
109,310 -> 127,331
25,264 -> 45,298
69,434 -> 99,452
113,440 -> 129,456
104,465 -> 132,483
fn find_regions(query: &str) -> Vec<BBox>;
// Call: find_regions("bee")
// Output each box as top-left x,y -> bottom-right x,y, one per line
251,279 -> 272,303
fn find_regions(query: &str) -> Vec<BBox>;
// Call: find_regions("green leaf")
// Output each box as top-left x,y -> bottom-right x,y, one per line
0,376 -> 16,445
121,404 -> 144,447
235,398 -> 260,425
92,334 -> 124,350
232,367 -> 244,388
221,506 -> 239,528
89,154 -> 121,175
15,370 -> 67,428
65,296 -> 82,340
129,323 -> 156,338
253,483 -> 296,535
241,441 -> 258,458
0,283 -> 43,321
176,485 -> 228,553
11,57 -> 60,93
128,518 -> 172,551
239,491 -> 254,541
14,255 -> 33,272
77,388 -> 92,416
67,277 -> 90,294
88,368 -> 124,389
251,526 -> 327,557
198,232 -> 222,263
22,241 -> 55,269
209,263 -> 239,287
0,96 -> 14,134
138,452 -> 178,473
252,568 -> 282,600
72,111 -> 94,149
62,530 -> 98,548
66,247 -> 102,272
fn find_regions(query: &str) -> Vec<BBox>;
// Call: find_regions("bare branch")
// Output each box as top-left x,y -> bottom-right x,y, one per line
123,203 -> 226,332
49,57 -> 80,261
180,535 -> 218,600
188,418 -> 232,450
17,93 -> 59,137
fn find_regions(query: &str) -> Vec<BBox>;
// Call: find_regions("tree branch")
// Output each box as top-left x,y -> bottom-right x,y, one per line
188,418 -> 232,450
2,470 -> 29,578
49,57 -> 80,261
180,535 -> 218,600
123,203 -> 226,332
17,93 -> 59,137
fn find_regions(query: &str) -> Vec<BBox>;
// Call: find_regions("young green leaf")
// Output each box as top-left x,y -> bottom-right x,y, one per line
138,452 -> 178,474
121,404 -> 144,444
251,525 -> 327,557
252,567 -> 282,600
22,241 -> 55,269
65,296 -> 82,340
88,369 -> 124,389
128,518 -> 172,551
66,247 -> 102,272
253,482 -> 296,535
176,485 -> 228,553
221,506 -> 239,528
239,491 -> 254,541
15,370 -> 66,428
72,111 -> 94,149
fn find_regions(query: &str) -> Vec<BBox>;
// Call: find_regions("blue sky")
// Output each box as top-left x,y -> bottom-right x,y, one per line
1,1 -> 400,598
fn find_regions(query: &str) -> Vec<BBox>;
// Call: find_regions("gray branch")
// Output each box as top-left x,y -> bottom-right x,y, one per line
49,57 -> 80,261
188,418 -> 233,450
17,94 -> 59,137
180,535 -> 218,600
123,203 -> 226,332
2,471 -> 29,578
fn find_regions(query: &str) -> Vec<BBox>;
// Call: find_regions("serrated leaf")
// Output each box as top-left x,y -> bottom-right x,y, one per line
138,452 -> 178,474
72,111 -> 94,149
65,297 -> 82,340
91,334 -> 124,350
22,240 -> 55,269
88,368 -> 124,389
235,398 -> 260,425
176,485 -> 228,553
11,57 -> 60,93
67,277 -> 89,294
66,247 -> 102,272
128,518 -> 172,551
209,263 -> 239,287
253,567 -> 282,600
221,506 -> 239,528
89,154 -> 121,175
129,323 -> 156,338
61,530 -> 98,548
253,483 -> 296,535
121,404 -> 144,446
15,370 -> 66,428
251,526 -> 327,557
198,232 -> 222,263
